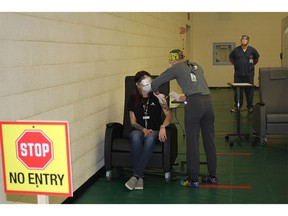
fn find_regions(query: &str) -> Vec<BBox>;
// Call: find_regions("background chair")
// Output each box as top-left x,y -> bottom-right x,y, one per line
104,75 -> 178,183
252,67 -> 288,145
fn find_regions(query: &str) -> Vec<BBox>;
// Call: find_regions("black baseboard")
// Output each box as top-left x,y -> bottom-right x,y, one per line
62,166 -> 105,204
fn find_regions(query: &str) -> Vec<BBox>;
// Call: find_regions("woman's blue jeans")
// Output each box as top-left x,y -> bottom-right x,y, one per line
129,130 -> 159,178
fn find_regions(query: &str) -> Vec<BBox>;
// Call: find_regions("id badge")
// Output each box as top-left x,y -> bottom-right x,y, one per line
190,73 -> 197,82
143,116 -> 150,120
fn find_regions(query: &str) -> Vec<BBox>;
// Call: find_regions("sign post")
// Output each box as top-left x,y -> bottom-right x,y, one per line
37,195 -> 49,204
0,121 -> 73,203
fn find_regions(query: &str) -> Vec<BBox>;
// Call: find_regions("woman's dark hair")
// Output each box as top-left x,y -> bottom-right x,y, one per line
133,70 -> 153,104
134,70 -> 151,83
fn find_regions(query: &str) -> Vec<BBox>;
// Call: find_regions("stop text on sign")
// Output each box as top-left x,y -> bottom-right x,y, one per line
19,142 -> 50,157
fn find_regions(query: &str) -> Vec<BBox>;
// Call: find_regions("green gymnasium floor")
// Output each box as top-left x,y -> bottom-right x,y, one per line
66,88 -> 288,204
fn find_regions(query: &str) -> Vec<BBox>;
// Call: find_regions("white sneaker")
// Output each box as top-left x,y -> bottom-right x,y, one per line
134,178 -> 144,190
125,176 -> 137,190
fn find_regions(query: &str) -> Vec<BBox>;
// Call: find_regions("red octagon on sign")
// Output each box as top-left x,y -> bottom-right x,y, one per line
16,130 -> 54,170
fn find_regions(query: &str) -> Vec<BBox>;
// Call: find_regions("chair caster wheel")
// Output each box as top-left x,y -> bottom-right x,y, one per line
229,142 -> 234,147
260,137 -> 268,145
165,172 -> 171,183
106,170 -> 112,181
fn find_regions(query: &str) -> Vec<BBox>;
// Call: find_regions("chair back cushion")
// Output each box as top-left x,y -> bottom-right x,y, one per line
259,67 -> 288,114
122,75 -> 170,138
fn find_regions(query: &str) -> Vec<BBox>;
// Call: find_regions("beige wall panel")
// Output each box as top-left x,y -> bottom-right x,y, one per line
282,16 -> 288,66
0,12 -> 190,204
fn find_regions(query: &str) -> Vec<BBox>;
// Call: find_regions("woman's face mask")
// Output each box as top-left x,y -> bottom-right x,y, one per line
136,75 -> 153,94
142,83 -> 152,93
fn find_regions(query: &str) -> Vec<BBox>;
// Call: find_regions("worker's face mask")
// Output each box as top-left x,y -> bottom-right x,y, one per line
241,38 -> 249,46
136,75 -> 153,95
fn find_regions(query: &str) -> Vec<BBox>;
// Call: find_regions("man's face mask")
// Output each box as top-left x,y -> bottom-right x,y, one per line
241,38 -> 249,46
136,75 -> 153,94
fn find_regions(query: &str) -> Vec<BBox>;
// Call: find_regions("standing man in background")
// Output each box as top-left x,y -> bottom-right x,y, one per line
229,35 -> 260,113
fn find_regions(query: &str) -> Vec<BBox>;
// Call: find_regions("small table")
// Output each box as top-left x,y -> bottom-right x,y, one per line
225,82 -> 255,146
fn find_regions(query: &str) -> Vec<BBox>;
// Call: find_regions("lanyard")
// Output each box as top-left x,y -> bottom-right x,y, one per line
143,99 -> 149,128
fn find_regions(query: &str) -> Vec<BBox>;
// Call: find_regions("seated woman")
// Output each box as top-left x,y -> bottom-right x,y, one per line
125,71 -> 172,190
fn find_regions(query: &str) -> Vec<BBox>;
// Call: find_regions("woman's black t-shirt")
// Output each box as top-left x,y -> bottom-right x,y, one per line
127,95 -> 163,131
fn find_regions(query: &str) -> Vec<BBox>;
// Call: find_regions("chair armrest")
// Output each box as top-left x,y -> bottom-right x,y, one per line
104,122 -> 123,170
252,103 -> 266,137
163,123 -> 178,171
105,122 -> 123,145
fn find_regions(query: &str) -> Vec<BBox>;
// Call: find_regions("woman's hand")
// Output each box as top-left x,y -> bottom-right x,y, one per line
158,127 -> 167,142
170,91 -> 186,102
143,128 -> 153,137
179,95 -> 186,101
